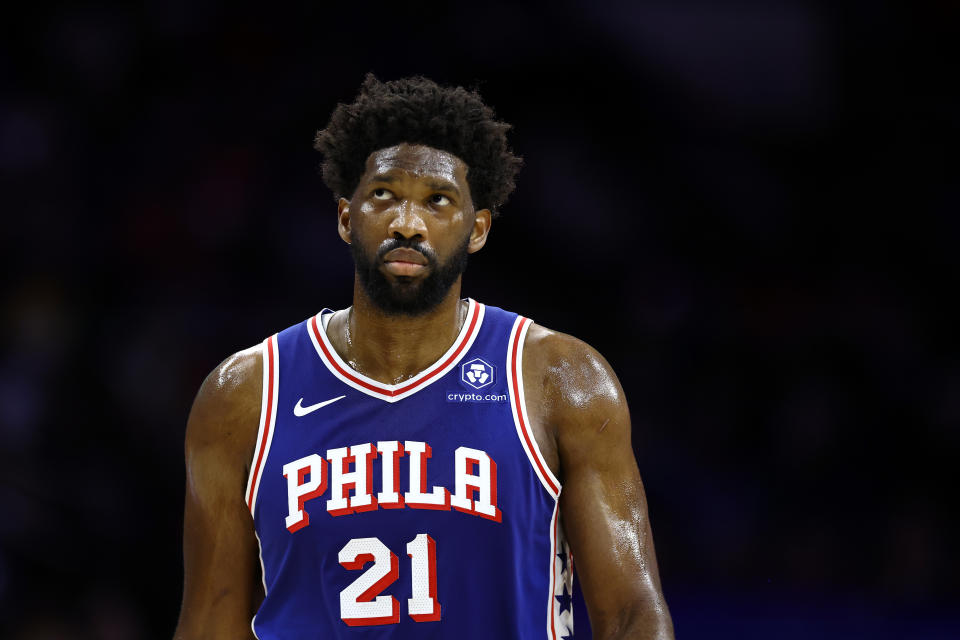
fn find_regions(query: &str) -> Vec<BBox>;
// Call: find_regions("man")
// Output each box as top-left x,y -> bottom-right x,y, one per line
174,75 -> 673,640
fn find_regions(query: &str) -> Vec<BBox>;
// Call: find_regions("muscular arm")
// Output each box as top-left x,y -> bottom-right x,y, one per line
173,347 -> 264,640
524,326 -> 674,640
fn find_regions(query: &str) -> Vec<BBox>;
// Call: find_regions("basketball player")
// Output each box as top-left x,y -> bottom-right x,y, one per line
173,75 -> 674,640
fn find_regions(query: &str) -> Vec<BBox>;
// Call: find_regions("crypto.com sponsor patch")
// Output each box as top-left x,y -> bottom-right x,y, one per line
446,391 -> 508,403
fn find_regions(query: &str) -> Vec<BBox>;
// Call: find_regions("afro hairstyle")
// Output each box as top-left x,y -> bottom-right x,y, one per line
314,74 -> 522,216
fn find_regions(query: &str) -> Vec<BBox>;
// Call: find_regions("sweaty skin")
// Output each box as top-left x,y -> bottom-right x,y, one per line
173,144 -> 673,640
523,326 -> 674,638
174,347 -> 263,640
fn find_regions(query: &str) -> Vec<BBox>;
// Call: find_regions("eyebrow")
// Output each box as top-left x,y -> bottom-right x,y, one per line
425,180 -> 460,196
368,174 -> 461,197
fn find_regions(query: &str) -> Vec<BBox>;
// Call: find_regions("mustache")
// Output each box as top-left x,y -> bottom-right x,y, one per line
375,237 -> 437,264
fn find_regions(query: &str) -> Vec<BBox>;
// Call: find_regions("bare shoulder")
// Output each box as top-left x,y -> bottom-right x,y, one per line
524,324 -> 673,639
522,322 -> 629,433
520,322 -> 632,485
177,345 -> 265,640
186,344 -> 263,464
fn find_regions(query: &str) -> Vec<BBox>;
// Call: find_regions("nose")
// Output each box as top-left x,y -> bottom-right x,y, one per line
386,199 -> 429,240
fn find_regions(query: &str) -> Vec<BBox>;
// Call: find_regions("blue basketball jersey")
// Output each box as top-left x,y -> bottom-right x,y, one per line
245,300 -> 575,639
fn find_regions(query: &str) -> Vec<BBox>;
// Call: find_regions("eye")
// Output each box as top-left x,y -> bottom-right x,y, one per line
372,188 -> 394,200
430,194 -> 451,206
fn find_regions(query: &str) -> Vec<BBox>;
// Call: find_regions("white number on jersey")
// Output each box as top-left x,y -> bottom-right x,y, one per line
338,537 -> 400,626
406,533 -> 442,621
338,534 -> 441,625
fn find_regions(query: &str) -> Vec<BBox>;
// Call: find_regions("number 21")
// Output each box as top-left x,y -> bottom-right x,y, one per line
338,533 -> 441,626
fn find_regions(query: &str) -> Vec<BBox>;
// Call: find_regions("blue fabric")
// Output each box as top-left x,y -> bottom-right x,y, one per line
251,302 -> 562,639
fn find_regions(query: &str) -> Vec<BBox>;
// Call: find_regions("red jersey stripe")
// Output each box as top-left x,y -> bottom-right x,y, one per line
247,335 -> 276,511
310,301 -> 481,399
549,504 -> 559,640
510,317 -> 560,496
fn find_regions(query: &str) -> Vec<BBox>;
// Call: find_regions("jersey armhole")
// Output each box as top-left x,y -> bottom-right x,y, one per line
507,316 -> 562,500
244,334 -> 280,517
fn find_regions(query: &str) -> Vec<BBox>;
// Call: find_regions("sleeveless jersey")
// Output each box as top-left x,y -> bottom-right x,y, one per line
244,300 -> 575,639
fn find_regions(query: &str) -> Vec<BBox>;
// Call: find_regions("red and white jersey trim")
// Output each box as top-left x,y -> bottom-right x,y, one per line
550,510 -> 575,639
507,316 -> 562,499
547,502 -> 560,640
251,529 -> 268,637
245,334 -> 280,515
307,299 -> 485,403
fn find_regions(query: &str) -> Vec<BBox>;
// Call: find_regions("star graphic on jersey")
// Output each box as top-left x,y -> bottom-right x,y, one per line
555,583 -> 572,616
557,550 -> 568,574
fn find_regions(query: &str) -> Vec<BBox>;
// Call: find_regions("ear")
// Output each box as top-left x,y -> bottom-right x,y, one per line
337,198 -> 351,244
467,208 -> 492,254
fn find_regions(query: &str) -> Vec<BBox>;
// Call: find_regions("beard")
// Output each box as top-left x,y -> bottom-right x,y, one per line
351,233 -> 470,317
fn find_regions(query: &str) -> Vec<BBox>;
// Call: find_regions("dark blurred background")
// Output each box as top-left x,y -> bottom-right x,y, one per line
1,1 -> 957,638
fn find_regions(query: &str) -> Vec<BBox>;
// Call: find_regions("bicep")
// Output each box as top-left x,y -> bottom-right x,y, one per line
558,408 -> 667,630
174,354 -> 263,640
539,338 -> 671,637
177,443 -> 262,638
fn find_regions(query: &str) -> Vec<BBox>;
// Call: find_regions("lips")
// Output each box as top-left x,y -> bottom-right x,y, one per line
382,247 -> 428,266
381,247 -> 429,277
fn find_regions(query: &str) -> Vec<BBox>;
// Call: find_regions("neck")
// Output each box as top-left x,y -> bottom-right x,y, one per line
327,278 -> 467,385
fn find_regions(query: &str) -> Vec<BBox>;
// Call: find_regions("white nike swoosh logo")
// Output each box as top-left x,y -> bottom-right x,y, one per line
293,395 -> 346,417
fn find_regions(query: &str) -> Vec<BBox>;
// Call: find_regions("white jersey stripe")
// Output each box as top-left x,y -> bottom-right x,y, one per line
553,516 -> 575,637
307,299 -> 484,403
507,316 -> 561,499
250,529 -> 267,638
245,334 -> 279,515
547,501 -> 560,640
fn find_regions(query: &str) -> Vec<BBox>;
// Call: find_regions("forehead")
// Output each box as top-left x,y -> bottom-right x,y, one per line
363,144 -> 467,184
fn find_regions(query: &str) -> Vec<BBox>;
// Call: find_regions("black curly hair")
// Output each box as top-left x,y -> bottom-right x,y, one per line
314,74 -> 522,216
